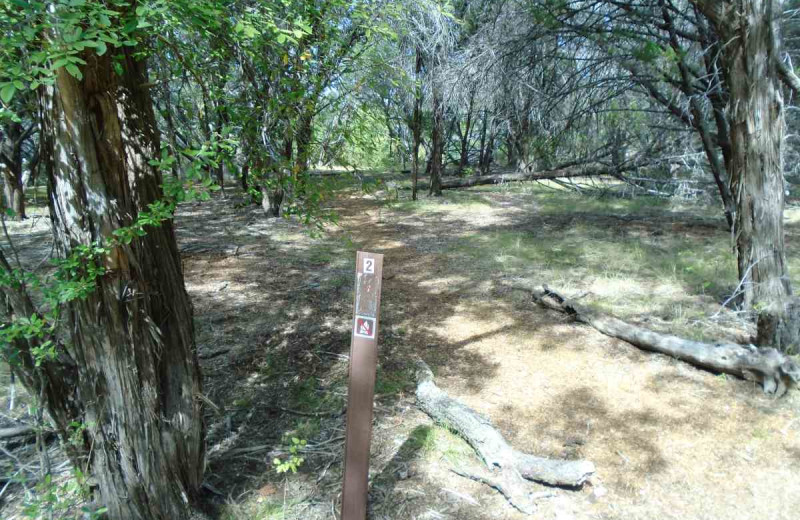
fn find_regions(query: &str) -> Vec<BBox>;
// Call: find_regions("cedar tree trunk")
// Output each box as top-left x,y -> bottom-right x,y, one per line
697,0 -> 799,350
43,40 -> 204,519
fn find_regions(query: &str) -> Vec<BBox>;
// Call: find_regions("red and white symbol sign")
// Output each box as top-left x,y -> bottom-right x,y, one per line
354,316 -> 376,339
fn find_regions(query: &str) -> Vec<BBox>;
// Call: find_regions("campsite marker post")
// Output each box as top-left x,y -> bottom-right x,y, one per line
341,251 -> 383,520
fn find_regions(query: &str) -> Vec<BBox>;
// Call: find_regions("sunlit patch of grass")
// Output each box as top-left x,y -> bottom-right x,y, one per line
433,428 -> 473,465
402,425 -> 471,465
391,190 -> 493,213
220,495 -> 304,520
406,425 -> 438,455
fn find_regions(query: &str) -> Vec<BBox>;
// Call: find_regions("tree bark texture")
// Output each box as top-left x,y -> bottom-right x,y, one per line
528,286 -> 800,396
0,120 -> 29,219
415,361 -> 594,514
411,49 -> 422,201
43,42 -> 204,520
456,95 -> 474,175
429,81 -> 444,197
696,0 -> 797,351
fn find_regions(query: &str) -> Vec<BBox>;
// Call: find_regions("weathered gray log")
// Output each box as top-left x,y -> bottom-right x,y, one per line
528,285 -> 800,396
438,166 -> 613,190
0,425 -> 36,439
415,360 -> 595,514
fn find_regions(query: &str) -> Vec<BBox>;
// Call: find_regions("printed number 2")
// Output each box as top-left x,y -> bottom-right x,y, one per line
363,258 -> 375,274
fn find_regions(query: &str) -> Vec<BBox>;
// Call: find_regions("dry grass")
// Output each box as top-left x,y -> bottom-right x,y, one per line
183,183 -> 799,520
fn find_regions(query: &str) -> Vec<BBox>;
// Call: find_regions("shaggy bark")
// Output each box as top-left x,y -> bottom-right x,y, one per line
41,33 -> 204,519
527,286 -> 800,396
415,360 -> 595,514
692,0 -> 797,351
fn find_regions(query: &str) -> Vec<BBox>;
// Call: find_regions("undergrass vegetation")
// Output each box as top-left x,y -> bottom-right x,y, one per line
385,181 -> 800,343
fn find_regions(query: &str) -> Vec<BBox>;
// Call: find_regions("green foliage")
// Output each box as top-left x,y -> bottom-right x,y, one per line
0,0 -> 141,117
21,470 -> 106,520
272,437 -> 306,474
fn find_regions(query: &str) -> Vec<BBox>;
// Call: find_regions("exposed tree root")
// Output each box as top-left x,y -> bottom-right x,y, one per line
525,285 -> 800,396
415,360 -> 595,514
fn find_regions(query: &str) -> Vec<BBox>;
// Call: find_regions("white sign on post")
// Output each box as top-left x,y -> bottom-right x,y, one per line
363,257 -> 375,274
353,315 -> 376,339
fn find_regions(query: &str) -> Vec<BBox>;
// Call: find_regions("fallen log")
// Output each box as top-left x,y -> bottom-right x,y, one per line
0,425 -> 36,440
415,360 -> 595,514
526,285 -> 800,396
438,165 -> 623,190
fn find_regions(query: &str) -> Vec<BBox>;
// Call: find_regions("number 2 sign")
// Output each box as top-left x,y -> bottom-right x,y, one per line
363,257 -> 375,274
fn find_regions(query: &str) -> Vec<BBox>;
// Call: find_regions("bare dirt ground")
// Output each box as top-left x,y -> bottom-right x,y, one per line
177,185 -> 800,520
1,183 -> 798,520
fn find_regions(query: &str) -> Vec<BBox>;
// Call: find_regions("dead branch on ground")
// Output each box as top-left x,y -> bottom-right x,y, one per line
414,360 -> 595,514
523,285 -> 800,396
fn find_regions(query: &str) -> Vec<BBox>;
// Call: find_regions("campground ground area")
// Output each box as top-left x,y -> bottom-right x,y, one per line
1,179 -> 799,519
177,181 -> 800,520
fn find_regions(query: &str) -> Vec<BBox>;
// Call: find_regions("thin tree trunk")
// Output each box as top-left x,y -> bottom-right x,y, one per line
241,163 -> 249,192
478,110 -> 488,175
295,109 -> 314,175
429,81 -> 444,197
661,2 -> 734,229
456,95 -> 474,175
411,49 -> 423,201
1,121 -> 28,219
43,36 -> 204,519
3,167 -> 25,219
163,83 -> 180,178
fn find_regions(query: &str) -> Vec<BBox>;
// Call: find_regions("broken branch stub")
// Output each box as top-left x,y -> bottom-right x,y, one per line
527,285 -> 800,396
415,360 -> 595,514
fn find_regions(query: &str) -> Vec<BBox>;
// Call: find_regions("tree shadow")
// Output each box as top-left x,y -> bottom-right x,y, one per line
366,425 -> 432,518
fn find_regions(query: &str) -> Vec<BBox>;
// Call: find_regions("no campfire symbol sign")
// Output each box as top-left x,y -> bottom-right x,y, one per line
354,315 -> 376,339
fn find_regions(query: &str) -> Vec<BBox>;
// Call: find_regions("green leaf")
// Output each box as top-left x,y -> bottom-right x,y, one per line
65,63 -> 83,80
0,84 -> 16,104
96,41 -> 108,56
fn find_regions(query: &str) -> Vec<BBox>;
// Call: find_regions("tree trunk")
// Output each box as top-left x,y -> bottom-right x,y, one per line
162,81 -> 180,178
456,95 -> 474,176
43,38 -> 204,519
1,121 -> 28,219
295,110 -> 314,175
483,119 -> 495,175
3,167 -> 25,219
697,0 -> 797,351
429,81 -> 444,197
260,184 -> 283,217
411,49 -> 423,201
241,163 -> 249,192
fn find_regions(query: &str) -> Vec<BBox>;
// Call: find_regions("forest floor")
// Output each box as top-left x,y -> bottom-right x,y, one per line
178,179 -> 800,520
1,178 -> 800,519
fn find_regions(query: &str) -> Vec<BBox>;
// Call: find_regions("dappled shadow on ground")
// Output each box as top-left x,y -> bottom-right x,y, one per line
179,186 -> 800,520
176,190 -> 502,517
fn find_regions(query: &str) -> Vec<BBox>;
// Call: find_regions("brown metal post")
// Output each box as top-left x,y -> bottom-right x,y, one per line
341,251 -> 383,520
